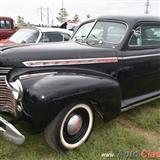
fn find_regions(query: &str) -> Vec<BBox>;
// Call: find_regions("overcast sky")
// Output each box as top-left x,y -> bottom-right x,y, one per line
0,0 -> 159,25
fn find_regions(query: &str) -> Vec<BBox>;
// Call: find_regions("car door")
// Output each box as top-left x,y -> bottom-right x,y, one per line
118,22 -> 160,104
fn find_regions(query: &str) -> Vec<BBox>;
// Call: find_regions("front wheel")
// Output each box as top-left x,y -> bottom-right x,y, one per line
44,103 -> 94,152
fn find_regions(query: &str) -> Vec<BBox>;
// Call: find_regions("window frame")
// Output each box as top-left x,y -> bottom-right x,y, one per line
72,19 -> 128,47
0,20 -> 11,29
87,20 -> 128,44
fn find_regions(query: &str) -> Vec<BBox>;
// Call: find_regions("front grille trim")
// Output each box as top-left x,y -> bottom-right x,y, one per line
0,67 -> 12,74
0,68 -> 17,116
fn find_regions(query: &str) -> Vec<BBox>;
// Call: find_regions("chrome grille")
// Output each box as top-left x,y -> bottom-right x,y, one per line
0,67 -> 12,74
0,68 -> 16,116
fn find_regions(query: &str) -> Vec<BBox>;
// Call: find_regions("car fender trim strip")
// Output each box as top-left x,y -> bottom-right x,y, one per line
22,57 -> 118,67
23,53 -> 160,67
118,53 -> 160,60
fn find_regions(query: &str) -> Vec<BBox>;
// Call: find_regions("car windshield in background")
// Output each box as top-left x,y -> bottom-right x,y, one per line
73,21 -> 127,44
9,28 -> 39,43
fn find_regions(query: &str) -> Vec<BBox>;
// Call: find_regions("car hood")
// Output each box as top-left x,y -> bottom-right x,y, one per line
0,41 -> 117,67
0,39 -> 15,46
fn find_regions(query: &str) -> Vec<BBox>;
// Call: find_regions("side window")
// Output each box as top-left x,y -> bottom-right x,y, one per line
0,20 -> 5,29
40,32 -> 63,42
42,32 -> 63,42
142,26 -> 160,46
129,24 -> 160,48
88,21 -> 127,44
39,33 -> 49,42
62,33 -> 71,41
0,20 -> 11,29
5,20 -> 11,29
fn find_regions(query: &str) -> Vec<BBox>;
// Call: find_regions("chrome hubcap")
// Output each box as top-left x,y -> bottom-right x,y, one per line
67,114 -> 83,135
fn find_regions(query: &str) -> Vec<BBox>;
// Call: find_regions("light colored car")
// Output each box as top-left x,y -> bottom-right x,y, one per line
0,27 -> 73,45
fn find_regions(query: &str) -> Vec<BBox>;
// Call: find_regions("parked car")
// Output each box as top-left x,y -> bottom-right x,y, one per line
0,16 -> 160,152
0,27 -> 73,45
0,16 -> 16,40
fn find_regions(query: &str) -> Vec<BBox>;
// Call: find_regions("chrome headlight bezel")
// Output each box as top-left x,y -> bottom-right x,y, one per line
9,79 -> 23,101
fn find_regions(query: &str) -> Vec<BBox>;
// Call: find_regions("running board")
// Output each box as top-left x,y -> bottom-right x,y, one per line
121,95 -> 160,112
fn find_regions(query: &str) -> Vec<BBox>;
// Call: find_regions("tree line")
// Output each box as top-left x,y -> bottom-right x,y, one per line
17,8 -> 91,26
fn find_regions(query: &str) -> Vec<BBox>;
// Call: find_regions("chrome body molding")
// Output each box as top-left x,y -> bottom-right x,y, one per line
0,67 -> 12,70
121,95 -> 160,112
19,72 -> 58,80
22,57 -> 118,67
9,79 -> 23,101
118,53 -> 160,60
22,53 -> 160,67
0,67 -> 12,74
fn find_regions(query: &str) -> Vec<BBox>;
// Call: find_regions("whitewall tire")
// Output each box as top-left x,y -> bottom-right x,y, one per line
44,102 -> 94,152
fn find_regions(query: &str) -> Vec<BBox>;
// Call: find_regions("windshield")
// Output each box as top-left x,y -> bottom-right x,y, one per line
72,21 -> 127,44
72,22 -> 94,40
9,28 -> 40,43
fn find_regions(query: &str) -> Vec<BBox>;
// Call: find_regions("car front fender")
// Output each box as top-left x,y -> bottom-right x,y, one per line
20,72 -> 121,133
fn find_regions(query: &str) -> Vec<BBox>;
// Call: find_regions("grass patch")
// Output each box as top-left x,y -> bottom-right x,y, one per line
0,100 -> 160,160
123,100 -> 160,133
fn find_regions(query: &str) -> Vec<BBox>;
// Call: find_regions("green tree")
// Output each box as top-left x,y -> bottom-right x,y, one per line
17,16 -> 26,25
73,14 -> 80,23
56,8 -> 68,23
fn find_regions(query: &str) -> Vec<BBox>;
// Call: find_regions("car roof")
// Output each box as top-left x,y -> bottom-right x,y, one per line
36,27 -> 73,35
19,26 -> 73,36
0,16 -> 14,20
98,15 -> 160,24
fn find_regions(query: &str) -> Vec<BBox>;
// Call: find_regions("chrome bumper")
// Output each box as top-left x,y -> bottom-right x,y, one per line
0,116 -> 25,145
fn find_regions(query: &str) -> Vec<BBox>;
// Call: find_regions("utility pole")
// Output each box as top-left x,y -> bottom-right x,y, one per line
47,7 -> 50,26
62,0 -> 64,21
62,0 -> 64,9
38,6 -> 50,26
145,0 -> 150,14
40,6 -> 43,24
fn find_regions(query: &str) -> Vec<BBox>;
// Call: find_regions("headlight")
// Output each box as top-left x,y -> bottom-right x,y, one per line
10,79 -> 23,101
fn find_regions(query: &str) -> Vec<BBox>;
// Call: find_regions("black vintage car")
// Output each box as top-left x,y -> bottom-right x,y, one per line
0,16 -> 160,152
